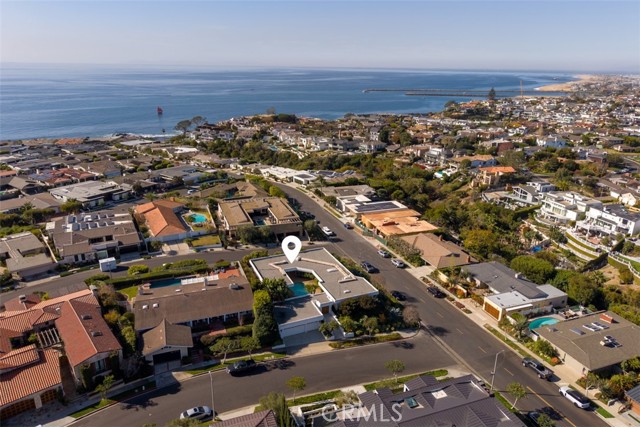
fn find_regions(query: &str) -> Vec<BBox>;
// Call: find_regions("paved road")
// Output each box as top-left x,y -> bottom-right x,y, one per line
276,184 -> 606,427
73,333 -> 454,427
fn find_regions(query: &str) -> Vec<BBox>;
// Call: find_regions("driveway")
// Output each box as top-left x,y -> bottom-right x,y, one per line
162,242 -> 191,256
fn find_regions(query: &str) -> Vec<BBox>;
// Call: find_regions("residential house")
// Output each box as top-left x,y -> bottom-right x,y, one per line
134,200 -> 192,242
450,155 -> 497,169
250,248 -> 378,338
480,138 -> 514,153
0,232 -> 55,280
154,165 -> 206,185
536,311 -> 640,375
401,233 -> 473,269
49,181 -> 132,209
218,410 -> 277,427
360,209 -> 438,238
217,197 -> 302,239
537,191 -> 602,224
322,374 -> 523,427
472,166 -> 516,188
141,320 -> 193,368
537,135 -> 567,149
576,204 -> 640,237
47,208 -> 142,264
76,160 -> 122,178
463,262 -> 567,321
625,385 -> 640,417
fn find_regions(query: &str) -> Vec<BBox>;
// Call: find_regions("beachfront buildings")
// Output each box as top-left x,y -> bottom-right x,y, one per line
217,197 -> 302,239
463,262 -> 567,321
249,248 -> 379,338
47,208 -> 142,264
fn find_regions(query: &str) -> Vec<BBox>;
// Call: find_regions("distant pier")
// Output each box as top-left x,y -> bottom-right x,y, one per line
362,88 -> 569,96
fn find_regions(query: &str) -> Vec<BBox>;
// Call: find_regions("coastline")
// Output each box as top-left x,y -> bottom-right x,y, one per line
535,74 -> 598,92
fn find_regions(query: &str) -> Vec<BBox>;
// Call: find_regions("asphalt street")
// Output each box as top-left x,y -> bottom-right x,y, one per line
72,333 -> 453,427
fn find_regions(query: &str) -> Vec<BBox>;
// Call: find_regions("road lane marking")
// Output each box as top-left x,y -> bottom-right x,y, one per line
417,297 -> 426,303
436,311 -> 444,318
526,386 -> 578,427
504,368 -> 514,376
456,328 -> 464,334
478,346 -> 487,353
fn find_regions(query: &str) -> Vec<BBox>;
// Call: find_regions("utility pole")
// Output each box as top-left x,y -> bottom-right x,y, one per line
490,350 -> 505,393
209,370 -> 215,418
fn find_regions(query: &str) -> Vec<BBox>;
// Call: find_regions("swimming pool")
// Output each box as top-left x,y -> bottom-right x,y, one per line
190,213 -> 208,224
529,317 -> 559,330
289,282 -> 310,298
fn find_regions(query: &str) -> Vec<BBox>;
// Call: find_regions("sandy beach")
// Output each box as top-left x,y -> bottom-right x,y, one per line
535,74 -> 599,92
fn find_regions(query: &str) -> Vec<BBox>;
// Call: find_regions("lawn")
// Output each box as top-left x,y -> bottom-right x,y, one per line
595,406 -> 614,418
185,352 -> 286,375
190,235 -> 221,247
70,399 -> 114,418
119,285 -> 139,300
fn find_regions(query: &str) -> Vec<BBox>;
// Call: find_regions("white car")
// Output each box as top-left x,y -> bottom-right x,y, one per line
559,386 -> 590,409
180,406 -> 213,420
391,258 -> 406,268
321,226 -> 334,236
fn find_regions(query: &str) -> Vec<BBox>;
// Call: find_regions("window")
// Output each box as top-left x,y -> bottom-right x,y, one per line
95,358 -> 106,373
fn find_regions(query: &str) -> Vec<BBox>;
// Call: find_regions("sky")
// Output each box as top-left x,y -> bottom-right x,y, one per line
1,0 -> 639,72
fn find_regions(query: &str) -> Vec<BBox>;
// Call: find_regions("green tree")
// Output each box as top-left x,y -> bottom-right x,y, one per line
532,338 -> 558,358
191,115 -> 206,128
94,374 -> 114,403
402,306 -> 420,326
621,356 -> 640,374
510,313 -> 529,340
121,326 -> 137,355
463,229 -> 498,259
318,320 -> 338,337
385,359 -> 405,383
210,337 -> 239,363
619,267 -> 634,285
363,317 -> 379,335
262,278 -> 290,302
488,87 -> 497,101
536,413 -> 556,427
239,336 -> 260,359
268,186 -> 286,198
127,264 -> 149,276
258,392 -> 295,427
286,376 -> 306,404
506,382 -> 527,409
175,119 -> 192,135
510,255 -> 555,285
61,199 -> 83,214
567,275 -> 598,306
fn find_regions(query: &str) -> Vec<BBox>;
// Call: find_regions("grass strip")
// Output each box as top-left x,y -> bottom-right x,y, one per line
185,352 -> 286,375
484,325 -> 530,359
595,406 -> 614,418
70,399 -> 115,418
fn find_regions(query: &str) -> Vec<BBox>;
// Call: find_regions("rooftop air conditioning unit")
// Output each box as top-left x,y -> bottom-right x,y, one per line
152,303 -> 159,308
229,283 -> 240,290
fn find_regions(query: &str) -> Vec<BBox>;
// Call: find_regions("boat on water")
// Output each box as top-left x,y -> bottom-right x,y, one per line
157,106 -> 163,115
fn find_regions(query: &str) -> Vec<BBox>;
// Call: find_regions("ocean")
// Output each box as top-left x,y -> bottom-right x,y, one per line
0,66 -> 572,141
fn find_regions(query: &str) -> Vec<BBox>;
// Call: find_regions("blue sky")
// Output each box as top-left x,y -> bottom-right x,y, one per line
1,1 -> 638,72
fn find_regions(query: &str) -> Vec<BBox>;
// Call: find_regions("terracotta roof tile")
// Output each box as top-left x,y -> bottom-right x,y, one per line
0,344 -> 40,370
0,347 -> 62,407
135,201 -> 186,237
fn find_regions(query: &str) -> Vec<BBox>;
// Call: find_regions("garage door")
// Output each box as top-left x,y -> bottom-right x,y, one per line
1,398 -> 35,420
153,350 -> 182,374
279,321 -> 321,338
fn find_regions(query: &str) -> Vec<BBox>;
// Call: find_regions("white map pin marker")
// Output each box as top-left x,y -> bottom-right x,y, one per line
282,236 -> 302,263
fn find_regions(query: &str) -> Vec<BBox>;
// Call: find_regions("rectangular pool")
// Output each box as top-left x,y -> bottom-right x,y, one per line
149,277 -> 194,288
289,282 -> 310,297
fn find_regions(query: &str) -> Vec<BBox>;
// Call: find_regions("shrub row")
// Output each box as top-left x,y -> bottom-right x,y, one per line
105,266 -> 210,288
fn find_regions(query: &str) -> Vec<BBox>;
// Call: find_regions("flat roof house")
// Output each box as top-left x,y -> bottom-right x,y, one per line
49,180 -> 132,208
401,233 -> 473,269
537,191 -> 602,224
0,232 -> 56,281
217,197 -> 302,239
360,209 -> 438,238
463,262 -> 567,321
536,311 -> 640,375
47,208 -> 142,264
250,248 -> 378,338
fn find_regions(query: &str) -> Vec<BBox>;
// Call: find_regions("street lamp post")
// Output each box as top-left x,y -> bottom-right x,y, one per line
490,350 -> 505,393
208,370 -> 215,418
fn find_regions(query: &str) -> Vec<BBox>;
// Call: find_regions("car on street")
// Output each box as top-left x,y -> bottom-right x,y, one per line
377,249 -> 391,258
559,386 -> 591,409
522,357 -> 553,380
321,226 -> 335,237
226,359 -> 258,376
427,287 -> 445,298
391,258 -> 405,268
343,222 -> 354,229
391,290 -> 407,301
360,261 -> 378,273
180,406 -> 213,420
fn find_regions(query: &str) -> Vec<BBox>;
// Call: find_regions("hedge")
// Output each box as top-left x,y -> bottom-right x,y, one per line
107,266 -> 210,288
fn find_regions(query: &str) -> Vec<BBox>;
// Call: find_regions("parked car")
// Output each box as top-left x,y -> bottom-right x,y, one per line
226,359 -> 258,376
559,386 -> 591,409
391,258 -> 405,268
180,406 -> 213,420
360,261 -> 378,273
427,287 -> 445,298
522,357 -> 553,380
321,226 -> 335,237
343,222 -> 354,229
377,249 -> 391,258
391,290 -> 407,301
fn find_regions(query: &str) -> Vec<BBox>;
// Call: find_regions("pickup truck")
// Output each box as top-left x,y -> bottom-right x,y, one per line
522,357 -> 553,380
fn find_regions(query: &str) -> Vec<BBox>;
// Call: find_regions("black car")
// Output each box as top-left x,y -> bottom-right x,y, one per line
391,290 -> 407,301
226,360 -> 257,376
427,287 -> 445,298
360,261 -> 378,273
522,357 -> 553,380
343,222 -> 354,229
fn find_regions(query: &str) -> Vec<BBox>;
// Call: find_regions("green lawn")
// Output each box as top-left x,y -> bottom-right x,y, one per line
595,406 -> 614,418
70,399 -> 114,418
190,235 -> 221,247
118,286 -> 139,299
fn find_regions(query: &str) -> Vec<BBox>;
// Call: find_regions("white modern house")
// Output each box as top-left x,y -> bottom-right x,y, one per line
576,204 -> 640,236
537,191 -> 602,224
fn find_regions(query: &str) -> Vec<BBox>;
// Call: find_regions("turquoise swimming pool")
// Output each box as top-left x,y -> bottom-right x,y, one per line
289,282 -> 310,297
190,213 -> 207,224
529,317 -> 559,330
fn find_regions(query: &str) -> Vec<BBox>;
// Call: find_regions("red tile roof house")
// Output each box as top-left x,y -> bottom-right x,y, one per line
134,200 -> 203,243
0,289 -> 122,419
